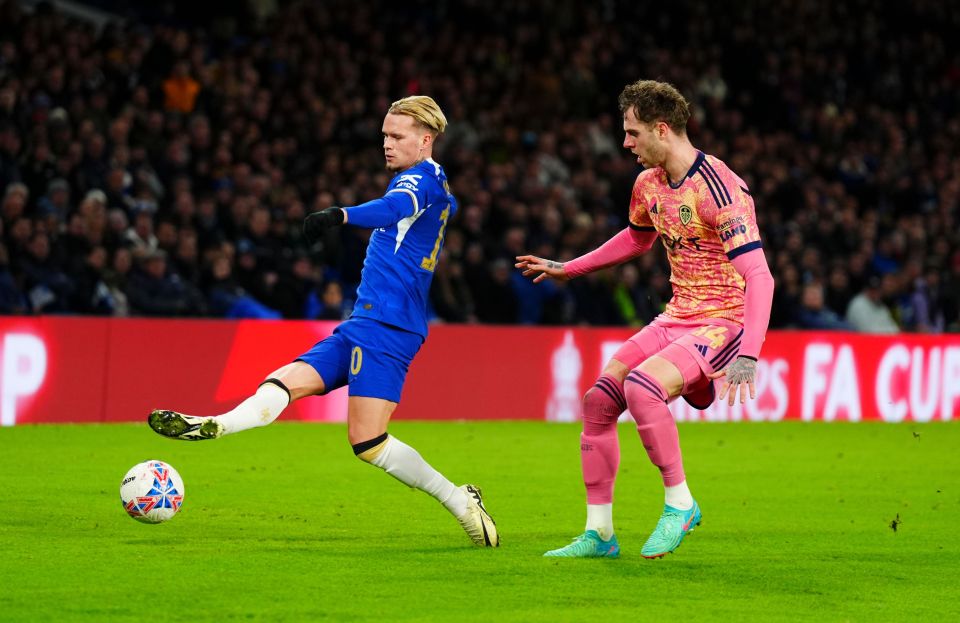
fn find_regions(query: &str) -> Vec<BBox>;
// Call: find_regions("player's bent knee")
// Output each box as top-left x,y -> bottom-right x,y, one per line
583,385 -> 616,411
583,375 -> 626,415
259,377 -> 292,402
265,362 -> 326,400
352,432 -> 389,463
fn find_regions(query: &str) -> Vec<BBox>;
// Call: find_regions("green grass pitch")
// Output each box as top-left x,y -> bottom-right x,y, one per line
1,421 -> 959,622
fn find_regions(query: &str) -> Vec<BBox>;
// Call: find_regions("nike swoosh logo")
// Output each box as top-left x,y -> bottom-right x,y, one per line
480,519 -> 491,546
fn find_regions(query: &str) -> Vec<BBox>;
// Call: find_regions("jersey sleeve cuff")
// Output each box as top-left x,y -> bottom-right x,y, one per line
726,240 -> 762,260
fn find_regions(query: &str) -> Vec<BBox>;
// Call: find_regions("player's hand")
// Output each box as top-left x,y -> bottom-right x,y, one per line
303,207 -> 345,244
514,255 -> 570,283
708,356 -> 757,406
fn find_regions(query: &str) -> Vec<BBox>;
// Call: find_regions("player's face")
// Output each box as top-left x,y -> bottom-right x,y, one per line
622,107 -> 667,168
382,113 -> 430,172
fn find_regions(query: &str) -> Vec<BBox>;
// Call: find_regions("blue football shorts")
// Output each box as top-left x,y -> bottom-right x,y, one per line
295,317 -> 424,403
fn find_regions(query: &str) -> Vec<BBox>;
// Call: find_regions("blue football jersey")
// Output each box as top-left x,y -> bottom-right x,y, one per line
351,158 -> 457,338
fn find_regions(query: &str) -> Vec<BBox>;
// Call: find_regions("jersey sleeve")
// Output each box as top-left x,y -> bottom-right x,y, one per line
347,170 -> 432,228
385,172 -> 430,216
710,169 -> 762,260
343,193 -> 415,229
628,175 -> 655,231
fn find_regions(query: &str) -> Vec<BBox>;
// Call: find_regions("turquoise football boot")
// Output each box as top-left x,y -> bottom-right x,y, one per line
544,530 -> 620,558
640,501 -> 702,559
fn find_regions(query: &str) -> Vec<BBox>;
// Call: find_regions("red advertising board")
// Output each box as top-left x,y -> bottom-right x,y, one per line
1,317 -> 959,425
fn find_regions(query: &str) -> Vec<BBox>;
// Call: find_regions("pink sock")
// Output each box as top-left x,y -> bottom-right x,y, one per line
624,369 -> 686,486
581,373 -> 624,505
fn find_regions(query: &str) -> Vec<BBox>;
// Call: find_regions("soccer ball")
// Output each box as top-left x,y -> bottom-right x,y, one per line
120,460 -> 185,524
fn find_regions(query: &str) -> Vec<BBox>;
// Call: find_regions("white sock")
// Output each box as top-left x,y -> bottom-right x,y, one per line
665,480 -> 694,510
585,503 -> 614,541
218,383 -> 290,434
371,436 -> 468,517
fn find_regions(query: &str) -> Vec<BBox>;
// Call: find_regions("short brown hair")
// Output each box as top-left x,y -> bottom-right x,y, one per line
618,80 -> 690,135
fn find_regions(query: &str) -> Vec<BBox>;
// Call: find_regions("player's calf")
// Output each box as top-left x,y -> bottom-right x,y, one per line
353,433 -> 499,547
581,374 -> 625,505
624,369 -> 685,485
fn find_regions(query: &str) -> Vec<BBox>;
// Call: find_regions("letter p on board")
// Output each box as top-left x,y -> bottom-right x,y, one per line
1,333 -> 47,426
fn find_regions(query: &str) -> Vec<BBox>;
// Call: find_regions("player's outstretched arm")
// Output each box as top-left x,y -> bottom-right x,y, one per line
304,191 -> 419,244
515,256 -> 569,283
516,227 -> 657,284
707,248 -> 775,405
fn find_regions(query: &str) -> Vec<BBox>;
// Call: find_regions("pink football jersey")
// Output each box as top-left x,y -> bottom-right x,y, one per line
628,152 -> 762,324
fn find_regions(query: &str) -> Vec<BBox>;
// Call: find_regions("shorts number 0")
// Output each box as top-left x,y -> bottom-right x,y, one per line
350,346 -> 363,375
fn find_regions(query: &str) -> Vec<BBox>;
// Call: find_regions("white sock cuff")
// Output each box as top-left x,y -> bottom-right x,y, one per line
664,480 -> 693,510
257,379 -> 291,407
369,435 -> 394,468
219,380 -> 291,434
585,503 -> 614,540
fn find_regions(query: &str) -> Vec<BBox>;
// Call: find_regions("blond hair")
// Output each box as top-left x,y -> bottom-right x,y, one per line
618,80 -> 691,135
388,95 -> 447,135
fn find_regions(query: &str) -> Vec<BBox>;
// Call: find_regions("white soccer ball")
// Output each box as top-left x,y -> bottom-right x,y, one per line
120,460 -> 185,524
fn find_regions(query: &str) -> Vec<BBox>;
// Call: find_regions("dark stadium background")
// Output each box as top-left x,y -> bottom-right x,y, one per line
2,4 -> 960,622
1,0 -> 958,332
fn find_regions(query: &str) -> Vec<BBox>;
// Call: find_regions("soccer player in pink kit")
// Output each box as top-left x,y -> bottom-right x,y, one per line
517,80 -> 774,559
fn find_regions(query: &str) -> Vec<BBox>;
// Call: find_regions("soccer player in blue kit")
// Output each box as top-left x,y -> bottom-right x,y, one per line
148,96 -> 499,547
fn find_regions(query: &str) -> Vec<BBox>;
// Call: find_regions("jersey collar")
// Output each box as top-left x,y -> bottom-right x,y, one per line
667,150 -> 705,189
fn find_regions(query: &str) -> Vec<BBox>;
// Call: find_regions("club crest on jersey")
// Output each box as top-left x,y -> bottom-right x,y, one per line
679,205 -> 693,225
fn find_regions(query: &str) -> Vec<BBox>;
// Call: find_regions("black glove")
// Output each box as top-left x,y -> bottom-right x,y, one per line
303,207 -> 345,245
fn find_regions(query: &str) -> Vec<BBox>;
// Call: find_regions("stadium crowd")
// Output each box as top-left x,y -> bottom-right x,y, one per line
1,0 -> 958,332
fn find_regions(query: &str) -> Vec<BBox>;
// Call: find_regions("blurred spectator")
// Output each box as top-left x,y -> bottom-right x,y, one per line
902,263 -> 946,333
823,266 -> 854,319
269,252 -> 316,319
124,210 -> 159,258
70,245 -> 115,314
0,0 -> 955,333
473,259 -> 518,324
102,247 -> 132,316
0,242 -> 26,313
308,280 -> 347,321
2,182 -> 27,225
430,249 -> 476,323
36,178 -> 72,222
570,271 -> 618,326
163,60 -> 201,114
205,252 -> 281,319
19,232 -> 74,313
795,282 -> 851,330
845,275 -> 900,334
126,249 -> 204,316
611,264 -> 668,326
